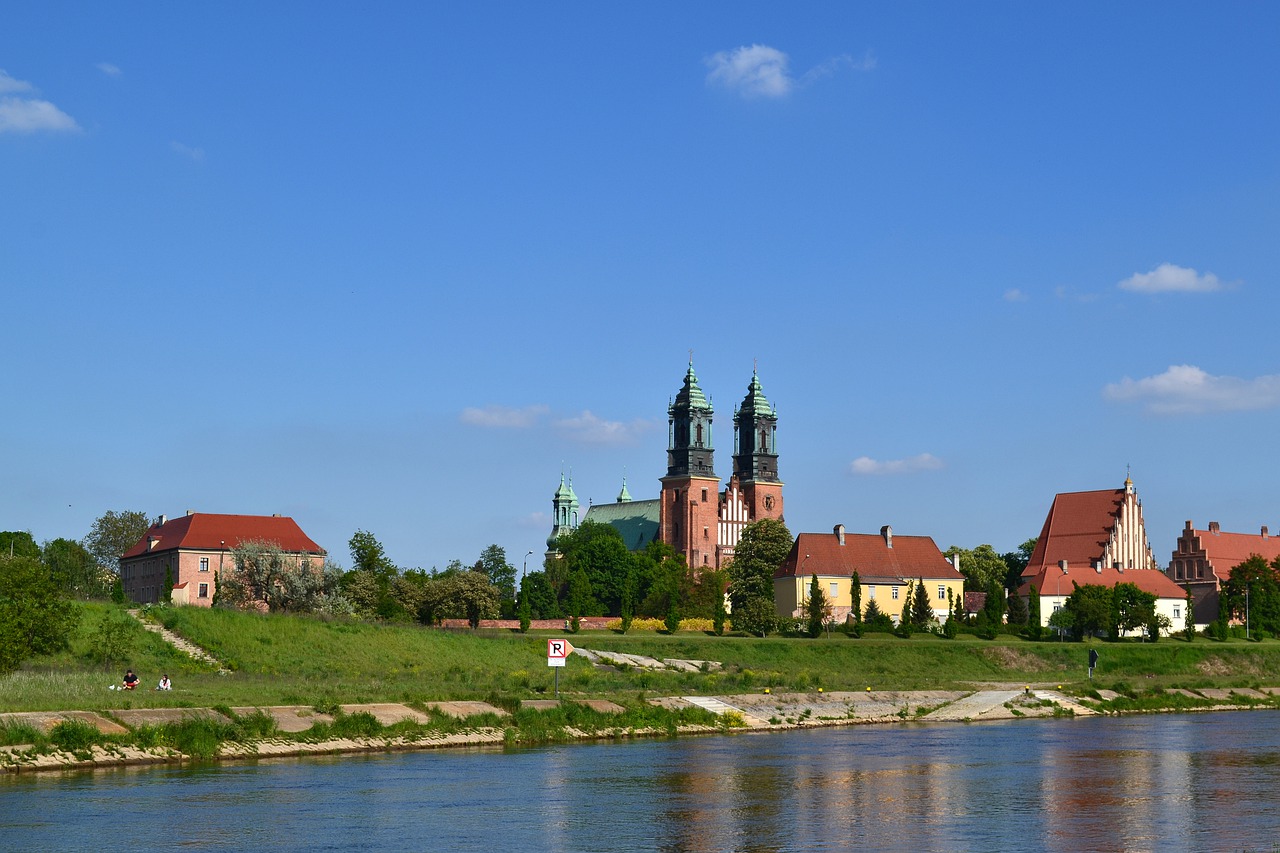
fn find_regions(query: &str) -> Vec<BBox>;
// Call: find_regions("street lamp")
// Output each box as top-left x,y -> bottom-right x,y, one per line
522,550 -> 534,582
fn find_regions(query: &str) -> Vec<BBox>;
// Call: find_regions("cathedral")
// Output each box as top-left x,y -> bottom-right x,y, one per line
546,361 -> 785,569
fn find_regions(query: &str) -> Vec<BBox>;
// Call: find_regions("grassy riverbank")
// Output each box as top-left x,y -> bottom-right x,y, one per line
5,603 -> 1280,715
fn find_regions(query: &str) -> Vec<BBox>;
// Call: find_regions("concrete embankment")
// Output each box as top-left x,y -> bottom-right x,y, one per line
0,688 -> 1096,774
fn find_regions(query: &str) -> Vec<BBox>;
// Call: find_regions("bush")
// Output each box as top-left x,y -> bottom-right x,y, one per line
48,719 -> 105,755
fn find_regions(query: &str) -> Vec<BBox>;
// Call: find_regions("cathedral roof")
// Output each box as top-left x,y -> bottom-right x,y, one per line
583,499 -> 661,552
554,473 -> 578,502
1025,489 -> 1125,572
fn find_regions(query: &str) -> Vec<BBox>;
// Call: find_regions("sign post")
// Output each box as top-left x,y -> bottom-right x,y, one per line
547,638 -> 573,698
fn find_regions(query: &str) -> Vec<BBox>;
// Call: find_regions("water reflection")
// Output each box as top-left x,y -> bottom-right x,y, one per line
5,711 -> 1280,852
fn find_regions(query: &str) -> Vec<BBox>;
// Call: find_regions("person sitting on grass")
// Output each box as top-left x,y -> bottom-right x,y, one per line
122,669 -> 139,690
157,674 -> 172,691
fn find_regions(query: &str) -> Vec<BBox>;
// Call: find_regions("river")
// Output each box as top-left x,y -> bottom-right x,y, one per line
3,710 -> 1279,852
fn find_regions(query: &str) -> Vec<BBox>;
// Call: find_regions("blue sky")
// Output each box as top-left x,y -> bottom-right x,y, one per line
3,3 -> 1278,573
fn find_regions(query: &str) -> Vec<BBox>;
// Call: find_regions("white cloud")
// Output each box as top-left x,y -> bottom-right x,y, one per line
170,141 -> 206,162
1003,288 -> 1028,302
459,404 -> 549,429
0,70 -> 79,134
706,44 -> 793,98
1118,263 -> 1224,294
1103,365 -> 1280,415
97,63 -> 122,77
705,44 -> 874,99
849,453 -> 944,476
0,70 -> 34,94
554,411 -> 653,445
0,97 -> 79,133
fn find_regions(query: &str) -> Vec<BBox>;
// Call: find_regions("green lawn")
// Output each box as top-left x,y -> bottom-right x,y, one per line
4,603 -> 1280,714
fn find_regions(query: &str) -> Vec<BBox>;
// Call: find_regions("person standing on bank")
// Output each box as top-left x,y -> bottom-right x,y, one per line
1088,647 -> 1099,680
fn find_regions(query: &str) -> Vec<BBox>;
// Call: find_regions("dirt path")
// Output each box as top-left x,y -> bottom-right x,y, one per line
127,609 -> 230,673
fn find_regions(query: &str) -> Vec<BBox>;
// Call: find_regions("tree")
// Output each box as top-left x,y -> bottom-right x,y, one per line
217,540 -> 347,613
1006,587 -> 1029,626
475,544 -> 517,615
84,510 -> 151,576
1027,584 -> 1042,640
898,580 -> 914,637
1063,583 -> 1113,639
911,576 -> 933,630
983,580 -> 1006,629
418,570 -> 501,627
1183,583 -> 1195,642
942,589 -> 959,638
1221,555 -> 1280,635
518,571 -> 561,621
0,554 -> 80,674
806,574 -> 830,638
727,518 -> 792,636
850,570 -> 862,625
863,596 -> 893,633
42,537 -> 109,599
0,531 -> 40,560
555,521 -> 631,615
1002,538 -> 1037,591
1111,582 -> 1157,639
945,544 -> 1009,592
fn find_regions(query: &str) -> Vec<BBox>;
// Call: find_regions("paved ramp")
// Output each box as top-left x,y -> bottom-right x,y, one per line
680,696 -> 769,727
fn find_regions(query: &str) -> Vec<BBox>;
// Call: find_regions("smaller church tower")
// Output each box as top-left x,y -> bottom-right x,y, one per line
659,360 -> 721,569
732,369 -> 783,524
545,473 -> 579,558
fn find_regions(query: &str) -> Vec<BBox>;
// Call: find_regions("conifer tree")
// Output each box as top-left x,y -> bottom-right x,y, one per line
1027,584 -> 1042,640
898,581 -> 914,636
850,570 -> 862,625
806,574 -> 829,638
911,577 -> 933,629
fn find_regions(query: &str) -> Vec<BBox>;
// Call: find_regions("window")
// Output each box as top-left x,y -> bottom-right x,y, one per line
892,586 -> 899,600
830,582 -> 839,598
1174,606 -> 1181,620
938,585 -> 946,600
199,557 -> 210,572
198,583 -> 209,599
1053,603 -> 1062,612
868,585 -> 875,599
703,526 -> 709,539
701,488 -> 708,502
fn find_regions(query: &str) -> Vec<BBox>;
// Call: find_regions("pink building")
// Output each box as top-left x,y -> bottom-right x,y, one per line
120,511 -> 325,606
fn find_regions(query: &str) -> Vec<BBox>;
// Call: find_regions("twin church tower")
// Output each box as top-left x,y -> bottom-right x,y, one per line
548,361 -> 784,570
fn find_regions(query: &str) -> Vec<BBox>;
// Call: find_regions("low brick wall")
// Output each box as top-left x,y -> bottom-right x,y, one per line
438,618 -> 612,631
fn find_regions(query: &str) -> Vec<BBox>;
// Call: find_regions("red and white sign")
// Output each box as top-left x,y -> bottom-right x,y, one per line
547,638 -> 574,667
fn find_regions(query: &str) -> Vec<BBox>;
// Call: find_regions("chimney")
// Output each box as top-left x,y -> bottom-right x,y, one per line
186,509 -> 195,516
273,513 -> 282,518
147,536 -> 158,551
1059,560 -> 1068,574
1209,521 -> 1220,534
952,553 -> 961,572
1263,526 -> 1270,539
158,514 -> 167,526
1185,520 -> 1193,531
881,525 -> 893,548
834,524 -> 845,545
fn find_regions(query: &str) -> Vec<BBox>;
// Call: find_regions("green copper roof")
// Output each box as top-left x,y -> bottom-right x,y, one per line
617,477 -> 632,503
671,362 -> 712,413
739,370 -> 775,417
554,473 -> 578,502
583,499 -> 661,552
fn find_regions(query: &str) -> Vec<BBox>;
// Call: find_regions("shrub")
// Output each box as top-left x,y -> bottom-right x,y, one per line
49,719 -> 104,755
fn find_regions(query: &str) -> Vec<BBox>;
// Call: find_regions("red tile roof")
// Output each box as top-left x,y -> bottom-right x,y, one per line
1183,526 -> 1280,573
1021,562 -> 1186,599
1026,489 -> 1124,572
777,530 -> 962,582
121,513 -> 325,559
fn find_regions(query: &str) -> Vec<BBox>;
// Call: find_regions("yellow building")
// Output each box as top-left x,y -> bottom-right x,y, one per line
774,524 -> 965,623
